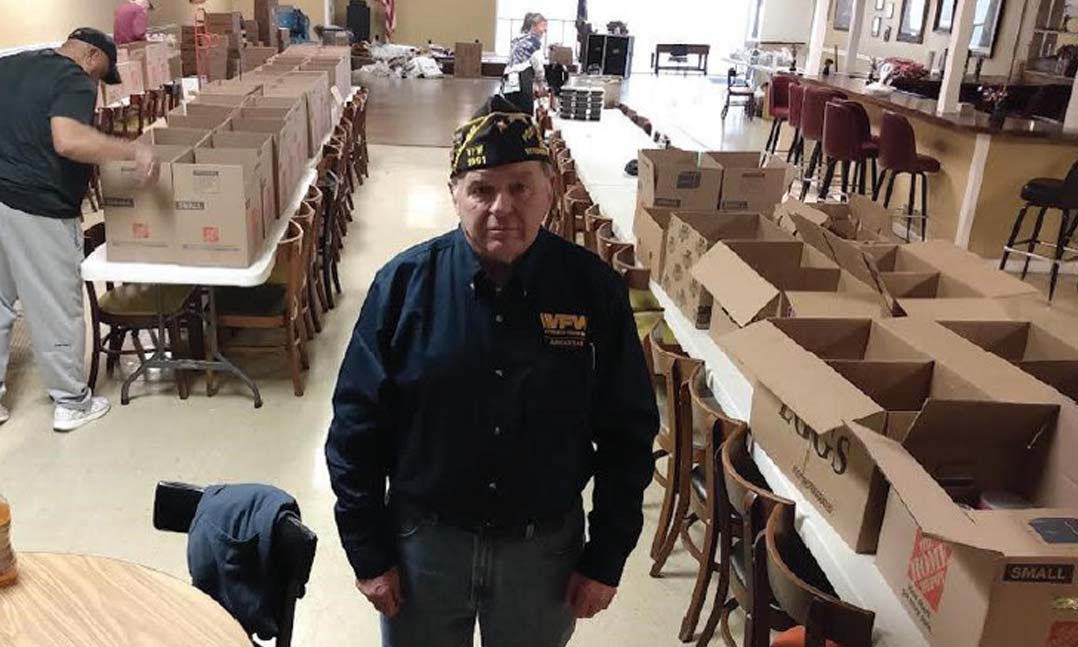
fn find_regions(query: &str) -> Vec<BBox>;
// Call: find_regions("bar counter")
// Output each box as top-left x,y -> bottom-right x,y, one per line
796,74 -> 1078,258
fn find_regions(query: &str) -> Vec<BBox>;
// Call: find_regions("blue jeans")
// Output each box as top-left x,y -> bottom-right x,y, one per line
382,507 -> 584,647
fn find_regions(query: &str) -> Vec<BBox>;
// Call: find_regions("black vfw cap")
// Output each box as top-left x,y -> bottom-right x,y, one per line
450,95 -> 551,177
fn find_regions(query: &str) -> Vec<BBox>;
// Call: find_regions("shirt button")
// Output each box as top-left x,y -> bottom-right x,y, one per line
495,314 -> 504,324
494,426 -> 502,436
494,368 -> 504,378
488,481 -> 497,492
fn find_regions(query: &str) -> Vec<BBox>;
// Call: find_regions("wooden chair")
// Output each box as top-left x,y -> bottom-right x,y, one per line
754,505 -> 874,647
648,324 -> 703,577
152,481 -> 316,647
289,202 -> 318,339
678,364 -> 749,643
82,223 -> 201,398
562,184 -> 593,244
613,245 -> 663,314
323,141 -> 351,241
316,155 -> 344,305
697,424 -> 795,647
596,221 -> 632,266
215,221 -> 308,397
723,67 -> 756,121
584,204 -> 612,254
350,88 -> 370,179
302,184 -> 330,321
332,124 -> 356,216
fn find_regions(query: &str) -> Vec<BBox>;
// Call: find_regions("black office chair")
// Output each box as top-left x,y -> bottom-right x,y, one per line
153,482 -> 317,647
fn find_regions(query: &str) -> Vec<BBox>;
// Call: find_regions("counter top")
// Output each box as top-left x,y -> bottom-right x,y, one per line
800,74 -> 1078,142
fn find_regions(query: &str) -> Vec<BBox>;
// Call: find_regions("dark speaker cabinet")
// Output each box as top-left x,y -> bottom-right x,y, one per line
584,34 -> 634,78
347,0 -> 372,42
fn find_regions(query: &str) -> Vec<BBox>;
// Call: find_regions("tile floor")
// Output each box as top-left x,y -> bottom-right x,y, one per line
0,144 -> 732,646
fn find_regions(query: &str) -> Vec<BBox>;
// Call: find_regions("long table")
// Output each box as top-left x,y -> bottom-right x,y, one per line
82,88 -> 356,407
555,109 -> 928,647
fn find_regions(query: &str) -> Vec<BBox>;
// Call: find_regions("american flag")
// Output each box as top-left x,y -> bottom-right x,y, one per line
381,0 -> 397,39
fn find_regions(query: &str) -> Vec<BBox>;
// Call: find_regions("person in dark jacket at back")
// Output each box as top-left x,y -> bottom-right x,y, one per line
326,95 -> 659,647
0,28 -> 158,432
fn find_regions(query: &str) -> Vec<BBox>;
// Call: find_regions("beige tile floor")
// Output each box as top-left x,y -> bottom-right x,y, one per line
0,144 -> 731,646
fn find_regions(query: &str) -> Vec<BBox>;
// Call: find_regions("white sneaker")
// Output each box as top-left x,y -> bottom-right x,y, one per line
0,404 -> 8,424
53,396 -> 111,433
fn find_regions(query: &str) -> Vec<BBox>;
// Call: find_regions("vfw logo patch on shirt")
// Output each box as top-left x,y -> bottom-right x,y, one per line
540,312 -> 587,349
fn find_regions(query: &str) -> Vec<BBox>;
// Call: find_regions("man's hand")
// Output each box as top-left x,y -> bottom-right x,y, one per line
132,142 -> 160,186
356,568 -> 404,618
566,572 -> 617,619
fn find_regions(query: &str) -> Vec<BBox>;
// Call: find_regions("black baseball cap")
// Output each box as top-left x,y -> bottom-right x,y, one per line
68,27 -> 122,85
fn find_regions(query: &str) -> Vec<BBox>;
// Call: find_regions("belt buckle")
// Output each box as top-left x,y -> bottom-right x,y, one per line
525,522 -> 536,540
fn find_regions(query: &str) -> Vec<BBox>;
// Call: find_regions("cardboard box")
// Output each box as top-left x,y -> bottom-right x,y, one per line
122,41 -> 171,89
720,317 -> 1062,554
551,45 -> 574,66
205,12 -> 243,34
301,56 -> 351,104
850,321 -> 1078,647
119,61 -> 145,98
212,130 -> 280,241
264,71 -> 331,158
455,42 -> 482,78
779,195 -> 902,244
172,132 -> 272,267
100,79 -> 127,107
712,152 -> 795,214
166,104 -> 237,130
228,102 -> 307,220
638,149 -> 724,211
243,19 -> 260,43
658,211 -> 795,328
796,231 -> 1040,314
168,53 -> 182,81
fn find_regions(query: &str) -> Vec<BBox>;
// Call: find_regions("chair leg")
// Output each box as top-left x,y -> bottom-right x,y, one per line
919,172 -> 930,241
285,318 -> 305,397
873,168 -> 887,200
1048,209 -> 1073,300
296,317 -> 310,371
839,160 -> 851,199
818,158 -> 837,200
650,453 -> 680,561
906,172 -> 917,241
168,318 -> 190,400
786,128 -> 801,163
883,170 -> 897,208
800,141 -> 822,201
307,277 -> 323,333
651,490 -> 690,577
722,93 -> 730,120
871,157 -> 878,194
88,322 -> 102,390
1022,207 -> 1049,279
679,517 -> 721,642
1000,204 -> 1031,270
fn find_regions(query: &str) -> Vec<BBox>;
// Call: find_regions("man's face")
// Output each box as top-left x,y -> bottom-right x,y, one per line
451,161 -> 554,266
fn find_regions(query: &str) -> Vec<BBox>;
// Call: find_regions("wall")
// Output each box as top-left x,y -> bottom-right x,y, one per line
0,0 -> 118,49
392,0 -> 496,48
824,0 -> 1029,77
152,0 -> 236,28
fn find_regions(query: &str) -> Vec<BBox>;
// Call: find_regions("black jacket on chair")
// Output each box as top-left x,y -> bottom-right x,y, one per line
187,483 -> 300,639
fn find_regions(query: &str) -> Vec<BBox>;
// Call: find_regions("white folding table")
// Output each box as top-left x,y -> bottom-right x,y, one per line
556,109 -> 929,647
82,88 -> 356,407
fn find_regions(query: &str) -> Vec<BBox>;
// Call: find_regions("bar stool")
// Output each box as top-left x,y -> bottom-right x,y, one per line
874,111 -> 940,241
818,102 -> 863,200
838,100 -> 879,192
798,86 -> 847,200
765,76 -> 797,156
999,161 -> 1078,300
786,83 -> 806,165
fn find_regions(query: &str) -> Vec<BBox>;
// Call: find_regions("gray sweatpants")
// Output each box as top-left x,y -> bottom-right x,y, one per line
0,200 -> 91,410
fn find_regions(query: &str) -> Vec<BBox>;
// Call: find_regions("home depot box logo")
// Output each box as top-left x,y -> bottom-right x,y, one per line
907,529 -> 952,614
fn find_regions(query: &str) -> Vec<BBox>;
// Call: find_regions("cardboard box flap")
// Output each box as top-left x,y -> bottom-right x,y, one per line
790,213 -> 836,262
721,321 -> 882,433
711,151 -> 763,169
770,318 -> 873,358
904,240 -> 1039,298
848,194 -> 899,241
825,360 -> 934,414
844,419 -> 994,552
783,291 -> 889,319
691,242 -> 781,327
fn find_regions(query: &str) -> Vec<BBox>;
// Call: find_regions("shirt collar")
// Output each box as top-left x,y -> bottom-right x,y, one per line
454,227 -> 551,299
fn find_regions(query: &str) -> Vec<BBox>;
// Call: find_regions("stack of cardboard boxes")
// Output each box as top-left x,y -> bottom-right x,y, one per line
182,26 -> 230,80
204,12 -> 245,79
100,64 -> 337,269
255,0 -> 280,51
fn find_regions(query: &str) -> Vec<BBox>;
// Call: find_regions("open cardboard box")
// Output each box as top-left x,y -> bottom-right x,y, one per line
637,149 -> 793,214
779,195 -> 901,244
166,104 -> 237,131
632,204 -> 727,278
657,211 -> 793,328
265,71 -> 332,158
228,98 -> 308,216
713,151 -> 796,214
691,237 -> 888,341
170,132 -> 273,267
720,317 -> 1062,554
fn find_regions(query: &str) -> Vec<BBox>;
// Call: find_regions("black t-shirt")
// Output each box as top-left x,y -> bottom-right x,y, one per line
0,50 -> 97,219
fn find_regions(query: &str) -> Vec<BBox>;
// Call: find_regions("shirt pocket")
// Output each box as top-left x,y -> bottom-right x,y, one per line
530,342 -> 595,415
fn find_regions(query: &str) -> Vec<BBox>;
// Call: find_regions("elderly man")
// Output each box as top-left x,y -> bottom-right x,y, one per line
326,95 -> 658,647
0,29 -> 157,431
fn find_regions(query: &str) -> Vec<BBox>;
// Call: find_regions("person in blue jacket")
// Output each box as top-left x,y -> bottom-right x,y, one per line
326,94 -> 659,647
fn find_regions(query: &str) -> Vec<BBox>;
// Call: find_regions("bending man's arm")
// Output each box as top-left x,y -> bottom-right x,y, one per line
51,117 -> 159,183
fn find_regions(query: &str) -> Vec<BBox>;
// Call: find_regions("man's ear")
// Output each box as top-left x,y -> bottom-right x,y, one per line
447,179 -> 459,209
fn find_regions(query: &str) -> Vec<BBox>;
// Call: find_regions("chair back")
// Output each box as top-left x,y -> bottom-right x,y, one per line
584,204 -> 613,253
758,505 -> 875,647
292,202 -> 317,285
277,221 -> 305,315
788,83 -> 805,129
649,324 -> 699,439
596,221 -> 631,267
837,100 -> 873,144
152,481 -> 317,647
769,75 -> 796,114
879,111 -> 919,171
612,245 -> 651,291
823,102 -> 860,162
801,86 -> 847,141
1061,160 -> 1078,208
689,365 -> 744,457
563,184 -> 593,218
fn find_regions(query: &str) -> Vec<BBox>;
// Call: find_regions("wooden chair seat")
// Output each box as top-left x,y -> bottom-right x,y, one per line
634,311 -> 665,343
771,626 -> 848,647
215,284 -> 289,321
98,284 -> 196,318
629,288 -> 662,313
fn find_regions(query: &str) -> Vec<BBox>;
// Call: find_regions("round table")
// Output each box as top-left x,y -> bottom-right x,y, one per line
0,552 -> 251,646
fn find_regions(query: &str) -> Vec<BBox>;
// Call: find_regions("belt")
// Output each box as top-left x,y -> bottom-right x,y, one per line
393,500 -> 576,540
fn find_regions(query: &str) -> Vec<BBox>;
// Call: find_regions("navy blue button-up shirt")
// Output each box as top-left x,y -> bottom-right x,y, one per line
326,227 -> 659,587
